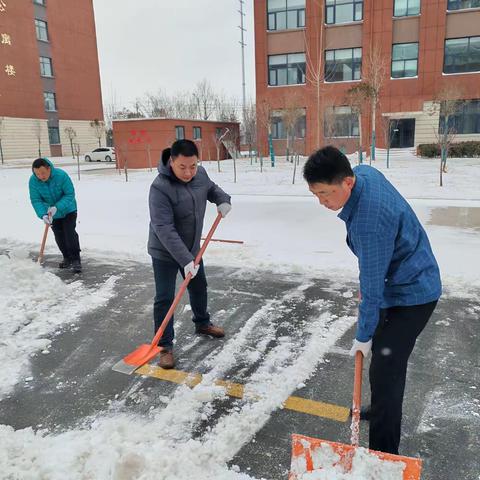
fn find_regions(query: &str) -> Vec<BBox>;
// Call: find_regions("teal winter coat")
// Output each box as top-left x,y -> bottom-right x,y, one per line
29,159 -> 77,220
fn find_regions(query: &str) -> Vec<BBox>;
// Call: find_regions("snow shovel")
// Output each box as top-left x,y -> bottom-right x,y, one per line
112,212 -> 223,375
289,351 -> 422,480
37,223 -> 50,264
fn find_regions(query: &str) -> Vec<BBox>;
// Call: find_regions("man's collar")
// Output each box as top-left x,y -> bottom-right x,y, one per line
338,175 -> 364,222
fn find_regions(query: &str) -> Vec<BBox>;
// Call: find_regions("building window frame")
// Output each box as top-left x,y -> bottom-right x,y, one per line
193,126 -> 202,140
44,92 -> 57,112
175,126 -> 185,140
267,0 -> 306,31
447,0 -> 480,10
268,52 -> 306,86
48,126 -> 60,145
39,56 -> 53,77
325,0 -> 363,25
271,113 -> 306,139
439,99 -> 480,134
393,0 -> 421,17
325,47 -> 362,82
324,106 -> 359,138
391,42 -> 419,78
35,18 -> 49,42
444,36 -> 480,74
33,0 -> 46,5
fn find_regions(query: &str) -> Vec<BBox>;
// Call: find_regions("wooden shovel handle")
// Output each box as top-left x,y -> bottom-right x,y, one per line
37,223 -> 49,264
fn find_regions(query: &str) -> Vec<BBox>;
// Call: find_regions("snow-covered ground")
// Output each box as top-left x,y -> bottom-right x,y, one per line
1,154 -> 479,479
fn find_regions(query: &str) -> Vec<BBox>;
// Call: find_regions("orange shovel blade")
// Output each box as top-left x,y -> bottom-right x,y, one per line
289,434 -> 422,480
112,344 -> 162,375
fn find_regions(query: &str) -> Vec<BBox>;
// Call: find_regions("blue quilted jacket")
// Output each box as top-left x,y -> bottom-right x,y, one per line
29,159 -> 77,220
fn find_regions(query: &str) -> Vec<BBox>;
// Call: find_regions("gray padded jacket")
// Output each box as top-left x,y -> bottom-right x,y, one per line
148,158 -> 231,266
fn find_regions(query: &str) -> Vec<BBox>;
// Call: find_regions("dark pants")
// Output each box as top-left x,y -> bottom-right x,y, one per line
152,257 -> 211,349
51,211 -> 81,261
369,300 -> 438,454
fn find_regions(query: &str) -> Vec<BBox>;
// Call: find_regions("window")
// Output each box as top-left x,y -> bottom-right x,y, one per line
193,126 -> 202,139
325,47 -> 362,82
35,19 -> 49,41
393,0 -> 420,17
215,127 -> 223,138
326,0 -> 363,25
440,99 -> 480,134
39,56 -> 53,77
44,92 -> 56,111
268,53 -> 306,86
324,106 -> 359,137
175,126 -> 185,140
444,36 -> 480,74
272,113 -> 306,139
48,127 -> 60,145
447,0 -> 480,10
392,43 -> 419,78
267,0 -> 305,30
33,0 -> 46,5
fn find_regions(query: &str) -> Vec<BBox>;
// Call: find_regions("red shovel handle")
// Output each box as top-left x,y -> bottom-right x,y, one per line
351,351 -> 363,447
150,213 -> 223,347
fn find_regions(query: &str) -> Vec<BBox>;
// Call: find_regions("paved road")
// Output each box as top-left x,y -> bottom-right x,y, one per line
1,253 -> 479,479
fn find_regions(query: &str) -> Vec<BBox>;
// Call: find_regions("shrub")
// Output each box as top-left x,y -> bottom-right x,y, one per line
417,141 -> 480,158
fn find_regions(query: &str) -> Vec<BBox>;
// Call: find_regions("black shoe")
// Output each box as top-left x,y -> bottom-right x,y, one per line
59,258 -> 71,269
71,259 -> 82,273
350,405 -> 371,421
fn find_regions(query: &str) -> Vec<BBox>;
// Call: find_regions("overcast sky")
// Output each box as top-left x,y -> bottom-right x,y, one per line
92,0 -> 256,111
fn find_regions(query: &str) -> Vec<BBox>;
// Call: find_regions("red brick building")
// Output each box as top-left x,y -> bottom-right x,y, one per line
112,118 -> 240,169
0,0 -> 104,159
255,0 -> 480,156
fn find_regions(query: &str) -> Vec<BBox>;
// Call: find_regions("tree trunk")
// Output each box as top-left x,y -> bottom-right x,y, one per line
370,98 -> 376,164
0,139 -> 4,165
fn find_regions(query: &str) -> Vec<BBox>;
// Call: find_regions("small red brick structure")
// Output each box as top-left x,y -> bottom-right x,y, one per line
113,118 -> 240,169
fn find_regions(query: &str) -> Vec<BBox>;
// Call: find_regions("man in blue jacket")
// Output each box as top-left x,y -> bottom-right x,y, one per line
303,146 -> 441,455
29,158 -> 82,273
148,139 -> 231,369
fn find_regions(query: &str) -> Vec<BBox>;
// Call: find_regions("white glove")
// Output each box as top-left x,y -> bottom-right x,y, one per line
47,206 -> 57,217
217,203 -> 231,218
349,339 -> 372,357
42,215 -> 52,225
184,260 -> 199,279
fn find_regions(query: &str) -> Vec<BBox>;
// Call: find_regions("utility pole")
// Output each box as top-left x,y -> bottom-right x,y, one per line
238,0 -> 247,140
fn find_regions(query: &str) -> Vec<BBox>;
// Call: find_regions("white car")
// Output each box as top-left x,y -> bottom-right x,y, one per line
84,147 -> 116,162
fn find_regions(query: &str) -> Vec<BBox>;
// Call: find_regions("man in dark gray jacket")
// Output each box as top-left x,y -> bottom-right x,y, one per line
148,139 -> 231,369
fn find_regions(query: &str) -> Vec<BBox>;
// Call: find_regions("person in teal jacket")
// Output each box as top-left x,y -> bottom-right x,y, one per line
29,158 -> 82,272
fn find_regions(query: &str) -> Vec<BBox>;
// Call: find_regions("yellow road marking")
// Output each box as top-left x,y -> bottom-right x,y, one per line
135,365 -> 349,422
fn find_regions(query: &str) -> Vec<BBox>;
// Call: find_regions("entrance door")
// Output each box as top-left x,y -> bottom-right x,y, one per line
390,118 -> 415,148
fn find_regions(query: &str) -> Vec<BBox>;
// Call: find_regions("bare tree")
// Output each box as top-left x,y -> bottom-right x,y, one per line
257,100 -> 274,169
90,119 -> 106,147
213,127 -> 229,172
363,46 -> 388,163
243,101 -> 257,163
223,128 -> 240,184
346,83 -> 371,164
281,98 -> 304,163
216,94 -> 240,123
380,115 -> 398,169
323,104 -> 338,142
0,116 -> 4,164
431,85 -> 466,185
64,126 -> 77,159
33,120 -> 43,157
192,79 -> 218,120
304,0 -> 327,147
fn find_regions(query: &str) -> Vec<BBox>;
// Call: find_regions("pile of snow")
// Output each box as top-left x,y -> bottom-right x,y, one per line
293,443 -> 405,480
0,249 -> 118,399
0,283 -> 354,480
